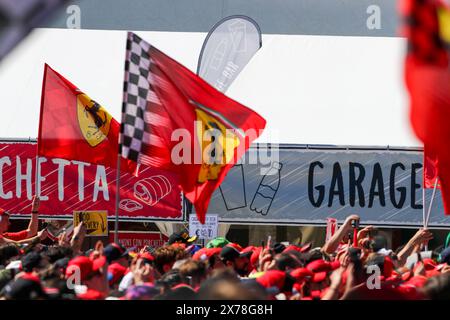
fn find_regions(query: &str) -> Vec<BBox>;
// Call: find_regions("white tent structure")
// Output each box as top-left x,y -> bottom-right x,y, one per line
0,28 -> 420,147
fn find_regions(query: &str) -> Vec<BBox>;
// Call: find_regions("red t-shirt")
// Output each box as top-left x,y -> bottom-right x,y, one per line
2,230 -> 29,241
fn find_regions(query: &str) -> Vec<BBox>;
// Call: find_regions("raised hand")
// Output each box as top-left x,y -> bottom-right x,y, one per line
133,258 -> 154,285
37,229 -> 48,241
31,195 -> 40,212
357,226 -> 374,241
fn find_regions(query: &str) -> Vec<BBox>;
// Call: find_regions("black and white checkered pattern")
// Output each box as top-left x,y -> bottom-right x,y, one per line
120,32 -> 153,162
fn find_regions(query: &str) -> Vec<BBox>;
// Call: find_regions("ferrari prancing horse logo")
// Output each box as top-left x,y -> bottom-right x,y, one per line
77,93 -> 112,147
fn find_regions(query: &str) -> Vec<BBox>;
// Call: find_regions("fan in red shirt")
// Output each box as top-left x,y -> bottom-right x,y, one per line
0,196 -> 43,244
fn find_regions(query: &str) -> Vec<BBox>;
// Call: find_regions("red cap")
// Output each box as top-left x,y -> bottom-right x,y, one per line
306,259 -> 332,273
395,284 -> 424,299
255,270 -> 286,290
20,272 -> 41,284
426,269 -> 441,278
292,282 -> 303,294
66,255 -> 106,281
306,259 -> 340,283
249,247 -> 262,268
139,252 -> 155,262
405,275 -> 428,288
282,245 -> 303,253
192,247 -> 221,261
77,289 -> 105,300
227,242 -> 244,252
330,260 -> 340,270
414,258 -> 441,278
423,258 -> 438,271
172,283 -> 194,290
290,268 -> 314,283
400,270 -> 413,282
311,290 -> 322,299
171,243 -> 187,249
312,272 -> 328,283
107,262 -> 127,285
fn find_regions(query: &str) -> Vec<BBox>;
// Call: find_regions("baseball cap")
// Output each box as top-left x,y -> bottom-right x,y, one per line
306,259 -> 340,283
440,246 -> 450,264
206,237 -> 229,248
107,262 -> 128,286
65,255 -> 107,281
405,275 -> 428,288
289,268 -> 314,284
192,247 -> 221,261
423,258 -> 438,271
282,245 -> 299,254
306,259 -> 333,273
255,270 -> 286,292
54,257 -> 70,272
272,243 -> 286,254
220,245 -> 252,263
139,252 -> 155,263
240,246 -> 261,269
3,273 -> 47,300
227,242 -> 244,252
168,231 -> 197,245
103,243 -> 131,263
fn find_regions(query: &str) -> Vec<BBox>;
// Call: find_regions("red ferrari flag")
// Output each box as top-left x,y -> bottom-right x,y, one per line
424,148 -> 441,189
403,0 -> 450,213
120,32 -> 266,223
38,64 -> 136,173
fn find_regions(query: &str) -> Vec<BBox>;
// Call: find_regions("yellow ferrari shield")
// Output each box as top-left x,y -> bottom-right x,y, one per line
438,6 -> 450,44
195,108 -> 240,183
77,93 -> 112,147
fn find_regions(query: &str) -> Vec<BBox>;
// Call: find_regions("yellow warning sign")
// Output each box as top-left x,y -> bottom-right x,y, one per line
73,211 -> 108,236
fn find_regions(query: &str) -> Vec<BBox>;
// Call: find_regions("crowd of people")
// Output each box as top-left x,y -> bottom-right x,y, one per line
0,197 -> 450,300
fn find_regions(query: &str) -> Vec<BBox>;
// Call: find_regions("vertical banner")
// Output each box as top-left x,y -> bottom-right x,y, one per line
196,15 -> 262,217
197,15 -> 262,92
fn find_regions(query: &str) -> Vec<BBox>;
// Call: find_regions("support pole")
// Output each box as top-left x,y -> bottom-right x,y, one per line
422,187 -> 426,228
114,154 -> 121,244
425,178 -> 439,228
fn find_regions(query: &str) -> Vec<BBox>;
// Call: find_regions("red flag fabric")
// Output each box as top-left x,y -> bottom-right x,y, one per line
38,64 -> 136,174
120,32 -> 266,223
423,148 -> 441,189
403,0 -> 450,214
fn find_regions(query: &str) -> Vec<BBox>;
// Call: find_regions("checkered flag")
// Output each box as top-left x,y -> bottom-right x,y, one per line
120,32 -> 154,163
118,32 -> 265,224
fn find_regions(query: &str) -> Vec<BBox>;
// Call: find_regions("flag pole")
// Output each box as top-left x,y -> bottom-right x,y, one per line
36,64 -> 48,202
422,187 -> 426,228
114,154 -> 121,243
425,178 -> 439,229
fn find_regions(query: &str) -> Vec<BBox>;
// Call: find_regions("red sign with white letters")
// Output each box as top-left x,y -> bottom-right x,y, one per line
108,231 -> 168,250
0,142 -> 182,220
